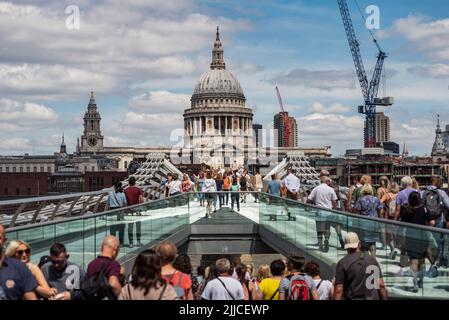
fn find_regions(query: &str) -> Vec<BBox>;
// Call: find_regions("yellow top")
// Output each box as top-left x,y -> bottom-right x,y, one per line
259,278 -> 281,300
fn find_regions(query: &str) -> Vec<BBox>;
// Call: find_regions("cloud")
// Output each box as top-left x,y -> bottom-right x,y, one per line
268,68 -> 356,91
0,2 -> 250,98
378,16 -> 449,61
129,91 -> 190,114
0,64 -> 117,99
0,99 -> 59,132
0,138 -> 33,152
407,64 -> 449,79
308,102 -> 351,114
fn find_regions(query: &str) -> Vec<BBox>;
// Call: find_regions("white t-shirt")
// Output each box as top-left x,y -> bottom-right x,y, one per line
283,174 -> 300,193
201,276 -> 244,300
313,278 -> 333,300
308,183 -> 337,209
202,179 -> 217,192
168,180 -> 182,194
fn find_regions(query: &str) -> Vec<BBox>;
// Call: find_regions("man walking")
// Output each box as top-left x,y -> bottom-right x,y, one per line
283,168 -> 300,221
124,177 -> 144,248
334,232 -> 388,300
422,176 -> 449,271
308,173 -> 345,252
201,258 -> 244,300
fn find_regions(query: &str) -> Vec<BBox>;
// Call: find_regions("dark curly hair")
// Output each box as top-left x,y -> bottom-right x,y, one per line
173,253 -> 192,275
304,260 -> 320,277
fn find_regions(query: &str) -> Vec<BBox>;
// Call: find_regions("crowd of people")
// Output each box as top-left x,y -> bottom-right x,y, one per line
1,166 -> 448,299
308,173 -> 449,293
0,226 -> 387,300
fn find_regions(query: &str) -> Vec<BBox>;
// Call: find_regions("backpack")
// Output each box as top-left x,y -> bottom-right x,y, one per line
286,274 -> 310,300
423,189 -> 444,220
386,194 -> 397,218
81,261 -> 116,300
166,272 -> 186,300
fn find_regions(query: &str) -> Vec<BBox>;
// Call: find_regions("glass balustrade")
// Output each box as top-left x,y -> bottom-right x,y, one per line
4,191 -> 449,299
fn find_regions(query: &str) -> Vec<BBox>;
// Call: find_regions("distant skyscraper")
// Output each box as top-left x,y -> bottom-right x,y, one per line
376,112 -> 390,143
274,112 -> 298,147
364,112 -> 390,146
252,123 -> 262,147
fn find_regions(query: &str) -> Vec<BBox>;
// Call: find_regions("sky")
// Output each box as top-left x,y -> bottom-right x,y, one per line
1,0 -> 449,157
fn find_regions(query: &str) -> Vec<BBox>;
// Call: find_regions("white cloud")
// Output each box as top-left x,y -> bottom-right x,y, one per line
0,138 -> 33,152
0,98 -> 59,132
308,102 -> 351,114
268,68 -> 356,91
0,64 -> 117,99
379,16 -> 449,61
129,91 -> 190,114
0,2 -> 250,99
407,64 -> 449,78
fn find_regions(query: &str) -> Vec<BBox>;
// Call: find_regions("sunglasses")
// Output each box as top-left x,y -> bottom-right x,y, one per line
17,249 -> 31,256
51,258 -> 67,265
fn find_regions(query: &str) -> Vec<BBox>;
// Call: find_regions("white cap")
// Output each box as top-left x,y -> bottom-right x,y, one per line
344,232 -> 360,249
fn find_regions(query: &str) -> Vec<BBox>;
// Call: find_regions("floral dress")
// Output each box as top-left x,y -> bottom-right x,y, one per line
354,195 -> 383,244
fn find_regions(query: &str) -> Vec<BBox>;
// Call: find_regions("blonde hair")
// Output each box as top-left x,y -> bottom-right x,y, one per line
401,176 -> 413,189
360,175 -> 372,185
256,264 -> 271,281
361,184 -> 374,196
389,182 -> 400,194
5,240 -> 30,257
412,177 -> 420,190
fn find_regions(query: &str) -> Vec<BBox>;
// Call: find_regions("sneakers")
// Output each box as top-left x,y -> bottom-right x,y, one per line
136,241 -> 143,247
129,243 -> 134,248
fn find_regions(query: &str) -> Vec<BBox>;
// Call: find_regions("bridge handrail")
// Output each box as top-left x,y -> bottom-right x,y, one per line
259,191 -> 449,236
0,188 -> 113,206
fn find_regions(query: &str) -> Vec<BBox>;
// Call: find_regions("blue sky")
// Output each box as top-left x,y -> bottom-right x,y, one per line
1,0 -> 449,156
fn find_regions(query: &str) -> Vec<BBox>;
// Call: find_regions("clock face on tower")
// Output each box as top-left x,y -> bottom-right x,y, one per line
87,136 -> 98,147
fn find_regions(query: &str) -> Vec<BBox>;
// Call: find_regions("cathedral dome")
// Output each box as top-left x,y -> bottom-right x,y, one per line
193,69 -> 244,96
190,26 -> 246,106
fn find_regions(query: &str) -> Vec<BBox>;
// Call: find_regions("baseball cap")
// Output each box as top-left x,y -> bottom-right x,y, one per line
344,232 -> 360,249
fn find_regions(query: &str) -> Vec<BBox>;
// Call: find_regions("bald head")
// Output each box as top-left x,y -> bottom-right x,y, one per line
102,235 -> 120,259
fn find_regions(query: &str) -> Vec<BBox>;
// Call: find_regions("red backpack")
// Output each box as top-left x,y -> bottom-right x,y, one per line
287,274 -> 310,300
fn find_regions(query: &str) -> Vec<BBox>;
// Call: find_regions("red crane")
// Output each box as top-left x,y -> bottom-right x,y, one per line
275,86 -> 291,147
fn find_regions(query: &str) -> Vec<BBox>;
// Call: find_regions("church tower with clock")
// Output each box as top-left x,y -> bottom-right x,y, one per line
80,91 -> 104,153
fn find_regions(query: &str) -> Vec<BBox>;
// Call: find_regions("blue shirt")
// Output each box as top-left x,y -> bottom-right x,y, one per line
354,196 -> 382,217
268,180 -> 281,196
108,190 -> 127,208
0,256 -> 37,300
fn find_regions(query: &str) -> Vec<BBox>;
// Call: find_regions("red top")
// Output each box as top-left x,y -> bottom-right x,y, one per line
124,186 -> 143,206
162,271 -> 192,300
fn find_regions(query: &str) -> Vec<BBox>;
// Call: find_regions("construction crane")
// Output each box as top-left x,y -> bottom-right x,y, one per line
275,86 -> 291,147
337,0 -> 394,148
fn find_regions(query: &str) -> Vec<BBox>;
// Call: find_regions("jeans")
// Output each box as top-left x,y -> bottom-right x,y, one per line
128,221 -> 141,244
231,193 -> 240,211
433,216 -> 446,262
218,192 -> 225,207
110,210 -> 125,244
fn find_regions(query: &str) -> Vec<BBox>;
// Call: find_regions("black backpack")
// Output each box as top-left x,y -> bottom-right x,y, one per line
422,189 -> 445,220
81,261 -> 117,300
